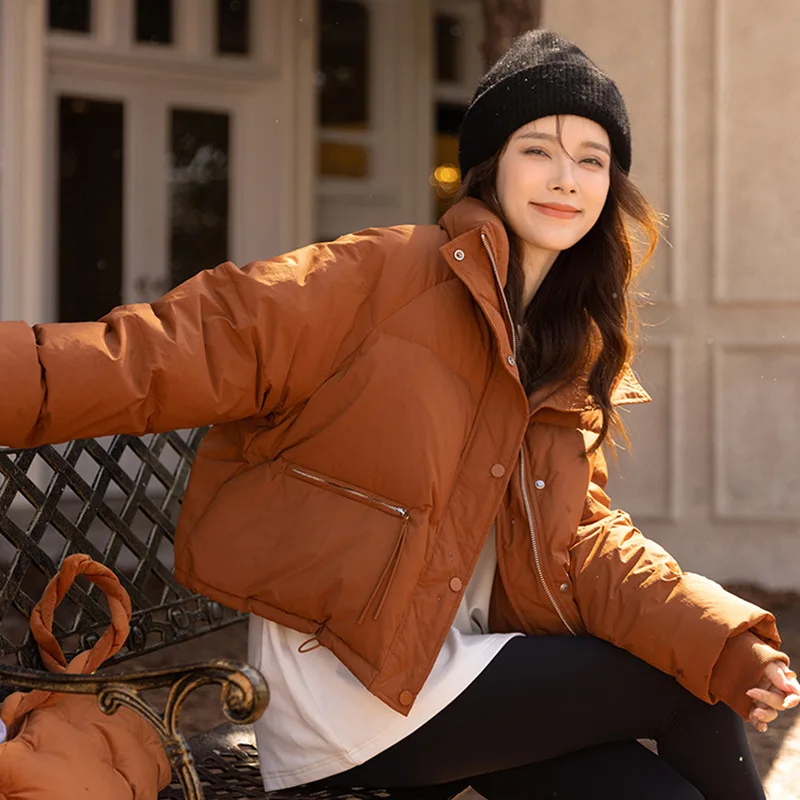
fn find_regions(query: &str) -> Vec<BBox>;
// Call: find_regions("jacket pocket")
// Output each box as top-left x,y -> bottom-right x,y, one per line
285,463 -> 411,625
286,464 -> 410,519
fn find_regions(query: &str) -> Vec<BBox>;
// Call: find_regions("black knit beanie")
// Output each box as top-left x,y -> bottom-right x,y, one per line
458,29 -> 632,178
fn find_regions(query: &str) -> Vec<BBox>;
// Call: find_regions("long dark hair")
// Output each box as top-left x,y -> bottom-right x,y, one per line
451,142 -> 661,452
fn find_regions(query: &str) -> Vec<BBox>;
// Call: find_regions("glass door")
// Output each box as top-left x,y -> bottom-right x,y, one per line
55,94 -> 125,322
50,74 -> 243,321
169,107 -> 231,289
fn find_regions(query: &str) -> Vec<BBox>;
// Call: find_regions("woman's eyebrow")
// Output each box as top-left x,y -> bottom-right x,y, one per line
515,131 -> 610,155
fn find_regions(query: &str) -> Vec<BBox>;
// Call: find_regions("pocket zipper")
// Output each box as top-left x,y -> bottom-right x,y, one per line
288,466 -> 409,518
287,464 -> 411,627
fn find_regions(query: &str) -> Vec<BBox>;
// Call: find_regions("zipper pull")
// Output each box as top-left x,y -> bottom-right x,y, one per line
357,513 -> 411,625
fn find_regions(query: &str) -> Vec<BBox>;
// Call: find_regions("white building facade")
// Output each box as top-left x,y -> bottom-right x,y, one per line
1,0 -> 799,591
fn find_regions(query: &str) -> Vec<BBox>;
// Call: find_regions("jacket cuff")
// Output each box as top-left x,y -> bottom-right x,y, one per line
709,631 -> 790,719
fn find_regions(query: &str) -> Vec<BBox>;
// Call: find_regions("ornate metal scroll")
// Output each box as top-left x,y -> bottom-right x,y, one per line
0,659 -> 269,800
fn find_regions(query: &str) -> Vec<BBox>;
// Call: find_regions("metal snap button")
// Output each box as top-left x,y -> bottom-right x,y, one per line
559,582 -> 570,593
453,249 -> 465,261
507,355 -> 516,367
449,577 -> 463,592
490,463 -> 506,478
535,479 -> 545,490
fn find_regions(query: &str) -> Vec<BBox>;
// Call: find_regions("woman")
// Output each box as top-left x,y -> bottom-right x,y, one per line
1,30 -> 798,799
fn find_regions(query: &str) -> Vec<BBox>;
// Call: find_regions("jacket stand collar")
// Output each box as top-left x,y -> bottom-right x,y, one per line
438,198 -> 652,430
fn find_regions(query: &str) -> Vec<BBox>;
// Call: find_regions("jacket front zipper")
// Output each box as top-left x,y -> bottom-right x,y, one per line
481,232 -> 576,636
518,449 -> 576,635
287,465 -> 411,626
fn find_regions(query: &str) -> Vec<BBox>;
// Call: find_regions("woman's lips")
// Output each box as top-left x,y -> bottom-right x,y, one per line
531,203 -> 581,220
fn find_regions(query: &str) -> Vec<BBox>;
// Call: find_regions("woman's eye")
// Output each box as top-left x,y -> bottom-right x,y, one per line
582,157 -> 605,168
524,147 -> 549,157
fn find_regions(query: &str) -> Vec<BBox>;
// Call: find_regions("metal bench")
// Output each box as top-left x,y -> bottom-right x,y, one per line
0,432 -> 464,800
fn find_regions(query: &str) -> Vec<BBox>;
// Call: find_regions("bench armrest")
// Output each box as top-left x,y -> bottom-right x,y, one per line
0,659 -> 269,800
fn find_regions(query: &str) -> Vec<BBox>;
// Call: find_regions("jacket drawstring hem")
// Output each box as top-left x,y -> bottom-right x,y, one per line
297,620 -> 326,653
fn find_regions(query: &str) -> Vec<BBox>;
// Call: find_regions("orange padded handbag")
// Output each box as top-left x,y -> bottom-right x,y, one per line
0,554 -> 171,799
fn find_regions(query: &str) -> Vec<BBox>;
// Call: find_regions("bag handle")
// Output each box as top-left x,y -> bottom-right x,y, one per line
31,553 -> 132,674
0,554 -> 132,732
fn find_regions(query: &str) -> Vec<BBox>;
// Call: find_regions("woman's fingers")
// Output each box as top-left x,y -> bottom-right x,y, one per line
750,704 -> 779,724
750,717 -> 768,733
783,693 -> 800,709
776,672 -> 800,703
745,666 -> 800,735
749,706 -> 770,733
747,687 -> 794,711
764,662 -> 800,699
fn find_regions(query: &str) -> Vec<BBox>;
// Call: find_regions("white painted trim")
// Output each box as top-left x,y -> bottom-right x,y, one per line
667,0 -> 685,305
253,0 -> 282,70
0,0 -> 47,323
279,0 -> 316,250
94,0 -> 126,47
49,45 -> 280,84
711,0 -> 728,305
48,0 -> 279,73
667,336 -> 682,519
175,0 -> 201,55
194,0 -> 215,57
408,0 -> 435,223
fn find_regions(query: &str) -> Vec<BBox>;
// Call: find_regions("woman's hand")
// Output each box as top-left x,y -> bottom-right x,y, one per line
746,661 -> 800,733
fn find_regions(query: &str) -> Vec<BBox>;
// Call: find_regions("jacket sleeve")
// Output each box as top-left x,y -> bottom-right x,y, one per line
568,445 -> 788,719
0,230 -> 396,449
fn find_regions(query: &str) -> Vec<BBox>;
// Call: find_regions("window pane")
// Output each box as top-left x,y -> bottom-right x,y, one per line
49,0 -> 91,33
136,0 -> 173,45
319,0 -> 369,128
435,14 -> 462,83
319,141 -> 369,178
170,109 -> 230,288
217,0 -> 250,55
57,97 -> 123,322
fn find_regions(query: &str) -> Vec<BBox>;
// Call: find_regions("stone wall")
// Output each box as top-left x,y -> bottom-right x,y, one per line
543,0 -> 800,589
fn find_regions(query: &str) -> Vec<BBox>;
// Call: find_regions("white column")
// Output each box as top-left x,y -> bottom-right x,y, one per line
280,0 -> 316,249
405,0 -> 434,224
0,0 -> 47,323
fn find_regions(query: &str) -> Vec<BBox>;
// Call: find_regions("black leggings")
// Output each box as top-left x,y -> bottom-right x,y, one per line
320,636 -> 765,800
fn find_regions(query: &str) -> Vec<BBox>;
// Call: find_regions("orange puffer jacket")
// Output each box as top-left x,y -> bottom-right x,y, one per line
0,199 -> 786,719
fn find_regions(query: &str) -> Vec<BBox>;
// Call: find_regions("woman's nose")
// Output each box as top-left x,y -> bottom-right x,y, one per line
547,157 -> 578,194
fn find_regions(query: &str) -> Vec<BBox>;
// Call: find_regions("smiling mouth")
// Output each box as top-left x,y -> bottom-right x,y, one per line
531,202 -> 582,219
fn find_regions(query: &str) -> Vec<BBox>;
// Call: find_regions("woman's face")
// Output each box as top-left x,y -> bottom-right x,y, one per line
495,115 -> 612,255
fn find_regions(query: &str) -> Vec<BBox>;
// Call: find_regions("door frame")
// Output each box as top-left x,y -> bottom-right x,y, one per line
0,0 -> 316,325
47,68 -> 256,316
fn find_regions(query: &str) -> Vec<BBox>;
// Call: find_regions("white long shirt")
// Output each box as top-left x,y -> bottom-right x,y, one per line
248,526 -> 521,790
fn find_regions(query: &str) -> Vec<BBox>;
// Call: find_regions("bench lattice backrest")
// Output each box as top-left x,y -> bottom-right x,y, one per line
0,429 -> 243,674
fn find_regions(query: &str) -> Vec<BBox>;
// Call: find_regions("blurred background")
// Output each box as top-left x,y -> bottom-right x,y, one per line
1,0 -> 800,793
3,0 -> 798,591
